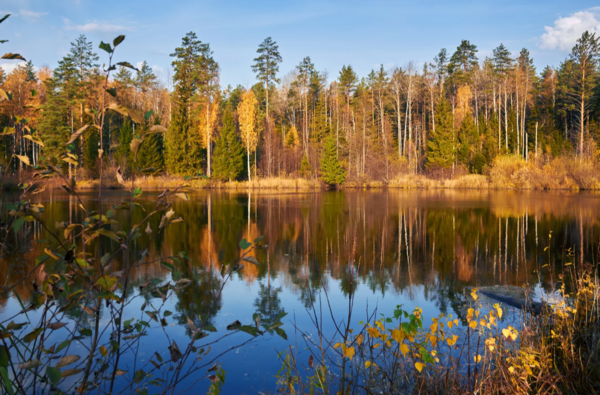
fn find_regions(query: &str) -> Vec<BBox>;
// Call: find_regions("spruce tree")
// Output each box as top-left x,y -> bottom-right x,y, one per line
212,110 -> 244,181
457,112 -> 478,170
319,136 -> 346,186
426,97 -> 456,170
165,32 -> 213,175
114,119 -> 134,173
38,77 -> 70,167
137,122 -> 165,172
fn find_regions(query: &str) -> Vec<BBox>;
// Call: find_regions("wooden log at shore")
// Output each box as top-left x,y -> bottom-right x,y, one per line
479,289 -> 548,315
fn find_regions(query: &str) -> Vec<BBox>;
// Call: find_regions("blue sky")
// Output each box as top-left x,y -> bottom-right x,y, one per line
1,0 -> 598,87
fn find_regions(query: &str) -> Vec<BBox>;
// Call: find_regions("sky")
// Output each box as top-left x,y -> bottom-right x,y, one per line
0,0 -> 599,87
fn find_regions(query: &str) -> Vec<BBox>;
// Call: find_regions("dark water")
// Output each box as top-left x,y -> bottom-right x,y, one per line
1,190 -> 599,393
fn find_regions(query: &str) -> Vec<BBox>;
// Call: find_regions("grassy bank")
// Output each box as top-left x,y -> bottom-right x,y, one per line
5,154 -> 596,192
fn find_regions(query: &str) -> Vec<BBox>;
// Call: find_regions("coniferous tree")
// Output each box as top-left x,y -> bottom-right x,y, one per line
251,37 -> 282,123
212,109 -> 244,181
427,97 -> 455,171
319,136 -> 346,186
114,118 -> 134,173
24,60 -> 36,82
38,77 -> 70,166
165,32 -> 212,175
137,119 -> 165,171
457,112 -> 478,170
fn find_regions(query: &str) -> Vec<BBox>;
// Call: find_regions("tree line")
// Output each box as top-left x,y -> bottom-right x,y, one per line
1,30 -> 599,185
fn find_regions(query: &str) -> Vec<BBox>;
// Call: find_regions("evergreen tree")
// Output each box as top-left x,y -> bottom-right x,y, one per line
426,97 -> 455,170
212,110 -> 244,181
38,77 -> 70,166
319,136 -> 346,186
24,60 -> 36,82
114,119 -> 134,173
165,32 -> 213,175
136,61 -> 157,92
251,37 -> 282,123
457,112 -> 478,170
137,120 -> 165,171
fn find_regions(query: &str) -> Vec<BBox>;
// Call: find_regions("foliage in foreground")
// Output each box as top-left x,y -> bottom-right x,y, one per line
275,264 -> 599,394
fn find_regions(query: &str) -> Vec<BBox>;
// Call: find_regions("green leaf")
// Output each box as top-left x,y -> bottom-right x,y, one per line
113,35 -> 125,47
99,41 -> 112,53
132,187 -> 143,198
204,324 -> 217,332
253,235 -> 264,244
275,327 -> 287,340
0,14 -> 10,24
12,217 -> 24,233
144,109 -> 154,120
0,346 -> 9,368
30,89 -> 37,97
0,367 -> 14,395
46,366 -> 61,386
106,87 -> 117,97
55,340 -> 70,353
23,328 -> 43,343
238,239 -> 252,250
134,369 -> 145,383
117,61 -> 137,71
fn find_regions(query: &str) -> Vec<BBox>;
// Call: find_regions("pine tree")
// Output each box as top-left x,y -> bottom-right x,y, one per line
165,32 -> 213,175
457,112 -> 478,170
319,136 -> 346,186
251,37 -> 282,124
212,110 -> 244,181
426,97 -> 455,170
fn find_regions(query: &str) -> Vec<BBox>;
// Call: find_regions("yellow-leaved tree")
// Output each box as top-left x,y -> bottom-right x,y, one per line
454,84 -> 472,129
237,89 -> 258,181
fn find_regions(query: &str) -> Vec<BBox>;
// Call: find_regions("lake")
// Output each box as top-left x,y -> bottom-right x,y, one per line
1,189 -> 599,393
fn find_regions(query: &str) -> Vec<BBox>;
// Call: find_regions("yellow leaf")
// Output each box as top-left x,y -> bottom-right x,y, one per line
471,292 -> 478,301
100,345 -> 107,357
373,343 -> 381,349
356,334 -> 363,346
509,366 -> 515,373
447,321 -> 454,329
502,328 -> 510,338
415,362 -> 425,372
474,354 -> 481,363
333,342 -> 340,349
400,343 -> 409,356
365,361 -> 372,369
469,321 -> 477,329
343,346 -> 355,360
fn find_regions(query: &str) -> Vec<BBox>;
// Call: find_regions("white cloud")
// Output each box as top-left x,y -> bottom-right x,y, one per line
136,61 -> 144,71
62,18 -> 132,34
0,61 -> 26,74
19,9 -> 48,20
541,10 -> 600,50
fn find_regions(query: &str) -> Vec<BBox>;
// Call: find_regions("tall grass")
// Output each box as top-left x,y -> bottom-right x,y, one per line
275,263 -> 600,394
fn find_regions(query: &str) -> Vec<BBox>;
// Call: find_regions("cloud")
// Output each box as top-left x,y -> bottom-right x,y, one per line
0,61 -> 26,74
541,10 -> 600,50
63,18 -> 132,34
19,9 -> 48,20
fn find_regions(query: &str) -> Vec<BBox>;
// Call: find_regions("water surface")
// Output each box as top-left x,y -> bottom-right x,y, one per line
2,189 -> 599,392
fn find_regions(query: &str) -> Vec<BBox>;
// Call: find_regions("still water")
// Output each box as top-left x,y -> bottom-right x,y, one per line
2,189 -> 599,393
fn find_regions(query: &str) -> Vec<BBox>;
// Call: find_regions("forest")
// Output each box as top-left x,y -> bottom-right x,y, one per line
1,28 -> 600,188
